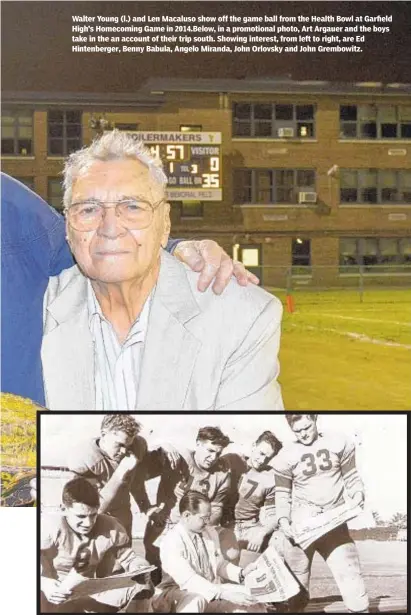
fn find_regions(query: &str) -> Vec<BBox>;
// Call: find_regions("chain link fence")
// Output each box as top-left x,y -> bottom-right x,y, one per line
256,265 -> 411,304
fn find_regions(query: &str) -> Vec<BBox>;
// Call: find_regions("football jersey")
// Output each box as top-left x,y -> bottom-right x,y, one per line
156,448 -> 231,524
273,431 -> 363,521
40,513 -> 146,581
68,436 -> 149,534
222,453 -> 276,523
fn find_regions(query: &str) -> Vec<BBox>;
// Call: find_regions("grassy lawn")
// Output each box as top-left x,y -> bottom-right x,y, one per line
274,289 -> 411,410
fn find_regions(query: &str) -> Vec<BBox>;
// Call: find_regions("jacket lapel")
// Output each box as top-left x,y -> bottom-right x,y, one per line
41,269 -> 95,410
136,251 -> 202,410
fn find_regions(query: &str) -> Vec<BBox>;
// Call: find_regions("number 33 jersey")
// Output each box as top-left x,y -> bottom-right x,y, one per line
272,432 -> 364,521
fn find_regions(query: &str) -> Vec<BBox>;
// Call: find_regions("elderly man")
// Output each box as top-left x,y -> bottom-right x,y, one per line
41,130 -> 283,410
1,172 -> 257,406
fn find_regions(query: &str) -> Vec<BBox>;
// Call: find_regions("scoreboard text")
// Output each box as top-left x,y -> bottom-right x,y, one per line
129,132 -> 222,201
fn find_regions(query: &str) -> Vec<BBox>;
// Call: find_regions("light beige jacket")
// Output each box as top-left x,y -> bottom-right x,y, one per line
42,250 -> 284,410
158,523 -> 242,601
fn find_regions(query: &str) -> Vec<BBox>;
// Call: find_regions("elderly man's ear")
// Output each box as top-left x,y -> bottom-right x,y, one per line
161,202 -> 171,249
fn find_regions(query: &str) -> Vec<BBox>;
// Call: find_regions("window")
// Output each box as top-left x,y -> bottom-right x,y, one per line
340,105 -> 411,139
340,169 -> 411,205
177,201 -> 204,218
1,109 -> 33,155
233,168 -> 316,205
292,238 -> 311,274
48,178 -> 64,211
48,110 -> 82,155
339,237 -> 411,272
114,123 -> 138,131
232,103 -> 315,138
13,176 -> 34,190
241,248 -> 260,267
180,125 -> 202,132
237,245 -> 263,283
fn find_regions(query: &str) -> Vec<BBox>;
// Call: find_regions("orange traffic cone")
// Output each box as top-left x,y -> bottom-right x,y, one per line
286,294 -> 295,313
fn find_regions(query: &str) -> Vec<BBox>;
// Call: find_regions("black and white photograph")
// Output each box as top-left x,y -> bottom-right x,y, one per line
38,412 -> 407,613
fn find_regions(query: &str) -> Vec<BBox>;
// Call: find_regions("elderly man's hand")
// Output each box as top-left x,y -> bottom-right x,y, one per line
173,239 -> 260,295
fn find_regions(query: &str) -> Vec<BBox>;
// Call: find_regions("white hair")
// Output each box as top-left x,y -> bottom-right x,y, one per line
63,129 -> 168,209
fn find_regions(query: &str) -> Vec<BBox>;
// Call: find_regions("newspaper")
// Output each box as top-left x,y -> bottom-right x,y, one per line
57,565 -> 156,600
292,500 -> 363,550
244,546 -> 300,603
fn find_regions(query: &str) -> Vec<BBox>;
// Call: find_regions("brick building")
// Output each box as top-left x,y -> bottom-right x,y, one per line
2,78 -> 411,288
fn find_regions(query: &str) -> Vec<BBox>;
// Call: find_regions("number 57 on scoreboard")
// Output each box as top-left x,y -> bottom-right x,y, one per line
128,131 -> 222,201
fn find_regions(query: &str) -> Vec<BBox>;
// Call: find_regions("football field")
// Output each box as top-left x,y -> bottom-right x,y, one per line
307,540 -> 407,612
273,289 -> 411,410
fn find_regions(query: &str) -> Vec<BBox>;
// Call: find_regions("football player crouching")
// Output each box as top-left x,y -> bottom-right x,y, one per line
40,477 -> 154,613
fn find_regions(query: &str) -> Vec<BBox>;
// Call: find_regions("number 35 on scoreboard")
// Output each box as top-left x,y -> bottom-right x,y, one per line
128,131 -> 222,201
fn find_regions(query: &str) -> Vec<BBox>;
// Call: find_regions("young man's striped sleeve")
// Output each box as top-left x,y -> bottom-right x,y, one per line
339,436 -> 364,499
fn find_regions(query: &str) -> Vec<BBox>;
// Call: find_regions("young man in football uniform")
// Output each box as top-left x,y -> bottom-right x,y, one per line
68,414 -> 180,540
219,431 -> 283,562
40,477 -> 153,613
273,414 -> 369,613
143,426 -> 232,582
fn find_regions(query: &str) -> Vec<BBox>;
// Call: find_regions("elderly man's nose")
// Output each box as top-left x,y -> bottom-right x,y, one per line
98,207 -> 126,236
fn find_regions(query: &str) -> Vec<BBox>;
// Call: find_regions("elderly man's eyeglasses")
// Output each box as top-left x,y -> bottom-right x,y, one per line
66,198 -> 166,231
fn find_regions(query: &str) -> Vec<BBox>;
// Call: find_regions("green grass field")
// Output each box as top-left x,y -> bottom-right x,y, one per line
273,289 -> 411,410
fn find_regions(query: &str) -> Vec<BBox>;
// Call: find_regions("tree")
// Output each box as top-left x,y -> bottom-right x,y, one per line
372,510 -> 386,526
390,512 -> 407,529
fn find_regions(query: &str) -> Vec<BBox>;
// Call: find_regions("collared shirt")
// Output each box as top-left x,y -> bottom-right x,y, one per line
87,281 -> 152,410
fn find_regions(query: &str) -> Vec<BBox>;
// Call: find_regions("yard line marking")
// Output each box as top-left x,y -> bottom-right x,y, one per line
311,314 -> 411,327
291,324 -> 411,349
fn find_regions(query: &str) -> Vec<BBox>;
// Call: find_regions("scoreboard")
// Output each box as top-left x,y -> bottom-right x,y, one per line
129,132 -> 222,201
